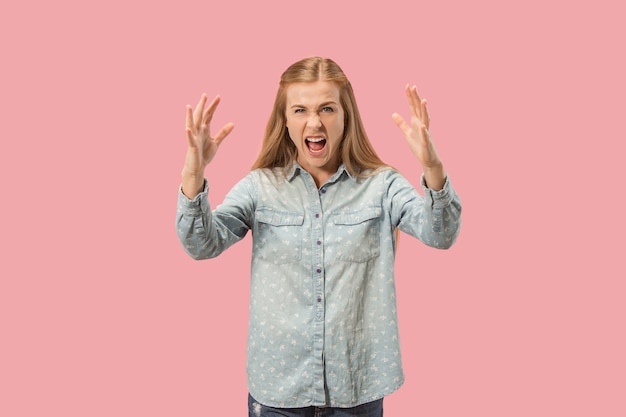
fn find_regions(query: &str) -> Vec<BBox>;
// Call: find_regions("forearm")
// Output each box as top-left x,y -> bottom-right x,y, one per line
389,171 -> 462,249
176,181 -> 217,260
176,176 -> 254,260
421,175 -> 462,248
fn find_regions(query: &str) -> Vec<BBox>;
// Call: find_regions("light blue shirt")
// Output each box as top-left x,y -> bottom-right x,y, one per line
176,162 -> 462,408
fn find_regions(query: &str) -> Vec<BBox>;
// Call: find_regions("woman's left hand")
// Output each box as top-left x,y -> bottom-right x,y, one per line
392,84 -> 446,190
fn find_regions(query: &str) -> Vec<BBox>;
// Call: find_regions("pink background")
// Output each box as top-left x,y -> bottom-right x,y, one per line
1,0 -> 624,415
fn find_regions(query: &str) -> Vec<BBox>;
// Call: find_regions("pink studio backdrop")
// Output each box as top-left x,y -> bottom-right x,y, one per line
1,1 -> 624,416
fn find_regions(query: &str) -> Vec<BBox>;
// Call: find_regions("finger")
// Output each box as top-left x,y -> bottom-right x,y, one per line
186,105 -> 194,131
419,125 -> 435,150
421,125 -> 430,141
412,85 -> 423,106
213,122 -> 235,144
202,95 -> 222,125
409,117 -> 428,147
422,99 -> 430,129
193,94 -> 208,129
185,127 -> 197,149
404,84 -> 414,114
410,85 -> 423,119
405,84 -> 421,120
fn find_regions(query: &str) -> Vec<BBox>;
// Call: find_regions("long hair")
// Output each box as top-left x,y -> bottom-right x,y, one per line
251,57 -> 388,176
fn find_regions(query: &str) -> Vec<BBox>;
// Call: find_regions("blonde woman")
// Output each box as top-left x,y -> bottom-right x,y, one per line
177,57 -> 461,416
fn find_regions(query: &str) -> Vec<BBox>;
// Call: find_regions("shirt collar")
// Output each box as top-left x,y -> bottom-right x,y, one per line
286,161 -> 356,183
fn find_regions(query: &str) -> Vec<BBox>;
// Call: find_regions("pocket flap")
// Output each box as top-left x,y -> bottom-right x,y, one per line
333,206 -> 381,225
256,208 -> 305,226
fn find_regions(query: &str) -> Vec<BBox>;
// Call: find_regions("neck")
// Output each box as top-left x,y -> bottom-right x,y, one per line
296,160 -> 340,188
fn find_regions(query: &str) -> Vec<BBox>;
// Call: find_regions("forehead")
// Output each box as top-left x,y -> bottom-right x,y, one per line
286,81 -> 341,105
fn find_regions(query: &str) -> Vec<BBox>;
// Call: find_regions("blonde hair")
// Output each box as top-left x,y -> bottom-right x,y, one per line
251,57 -> 388,176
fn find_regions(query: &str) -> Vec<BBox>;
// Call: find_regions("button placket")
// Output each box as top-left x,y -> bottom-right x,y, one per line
303,172 -> 328,403
313,191 -> 324,322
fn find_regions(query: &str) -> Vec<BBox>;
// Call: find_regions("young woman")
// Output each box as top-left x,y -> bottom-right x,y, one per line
176,57 -> 462,416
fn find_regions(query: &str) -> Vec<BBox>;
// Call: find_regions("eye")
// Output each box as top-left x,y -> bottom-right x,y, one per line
294,108 -> 305,114
321,107 -> 334,113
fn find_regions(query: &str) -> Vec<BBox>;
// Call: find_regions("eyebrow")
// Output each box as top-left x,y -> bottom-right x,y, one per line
289,101 -> 338,109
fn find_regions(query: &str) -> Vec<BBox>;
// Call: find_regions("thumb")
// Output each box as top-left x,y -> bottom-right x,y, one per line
213,122 -> 235,144
391,113 -> 409,135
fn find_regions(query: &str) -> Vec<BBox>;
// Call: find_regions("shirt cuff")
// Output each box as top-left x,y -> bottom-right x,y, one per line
420,174 -> 455,208
178,179 -> 209,212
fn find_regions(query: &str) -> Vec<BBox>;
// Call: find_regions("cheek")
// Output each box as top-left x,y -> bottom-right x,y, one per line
286,124 -> 296,137
333,111 -> 345,134
287,129 -> 299,147
285,118 -> 299,133
334,119 -> 345,136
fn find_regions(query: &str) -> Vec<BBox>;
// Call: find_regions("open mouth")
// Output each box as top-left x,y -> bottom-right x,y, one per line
305,137 -> 327,153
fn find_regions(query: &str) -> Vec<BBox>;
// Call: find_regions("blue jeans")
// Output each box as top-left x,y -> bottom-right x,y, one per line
248,394 -> 383,417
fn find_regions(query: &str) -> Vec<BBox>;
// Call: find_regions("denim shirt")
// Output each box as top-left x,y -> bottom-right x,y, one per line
176,162 -> 462,408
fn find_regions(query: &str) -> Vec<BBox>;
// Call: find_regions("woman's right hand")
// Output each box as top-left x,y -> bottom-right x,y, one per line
181,94 -> 234,198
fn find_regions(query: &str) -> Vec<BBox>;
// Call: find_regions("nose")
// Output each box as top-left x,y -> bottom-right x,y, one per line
306,113 -> 322,129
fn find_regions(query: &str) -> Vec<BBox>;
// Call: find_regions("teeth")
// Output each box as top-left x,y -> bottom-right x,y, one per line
306,137 -> 325,142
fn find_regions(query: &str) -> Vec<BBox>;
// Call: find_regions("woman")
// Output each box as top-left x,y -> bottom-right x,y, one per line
176,57 -> 462,416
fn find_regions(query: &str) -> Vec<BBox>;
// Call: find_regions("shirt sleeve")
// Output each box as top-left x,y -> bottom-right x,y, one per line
176,175 -> 256,260
386,170 -> 462,249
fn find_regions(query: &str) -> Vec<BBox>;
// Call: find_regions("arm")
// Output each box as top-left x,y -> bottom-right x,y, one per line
387,171 -> 462,249
176,93 -> 249,260
390,85 -> 461,247
176,175 -> 255,260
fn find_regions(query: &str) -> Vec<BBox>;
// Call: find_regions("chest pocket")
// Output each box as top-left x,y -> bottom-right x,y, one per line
332,206 -> 382,263
254,208 -> 304,264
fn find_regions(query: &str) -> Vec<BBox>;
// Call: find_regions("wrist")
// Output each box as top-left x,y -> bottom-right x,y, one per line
423,163 -> 446,191
181,174 -> 205,199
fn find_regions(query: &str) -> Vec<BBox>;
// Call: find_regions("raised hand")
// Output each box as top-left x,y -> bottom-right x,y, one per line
392,84 -> 446,190
181,94 -> 234,198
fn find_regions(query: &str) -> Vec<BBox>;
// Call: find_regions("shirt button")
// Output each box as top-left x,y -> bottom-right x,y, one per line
315,213 -> 320,218
320,188 -> 327,194
317,297 -> 322,302
317,240 -> 321,245
316,268 -> 321,273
